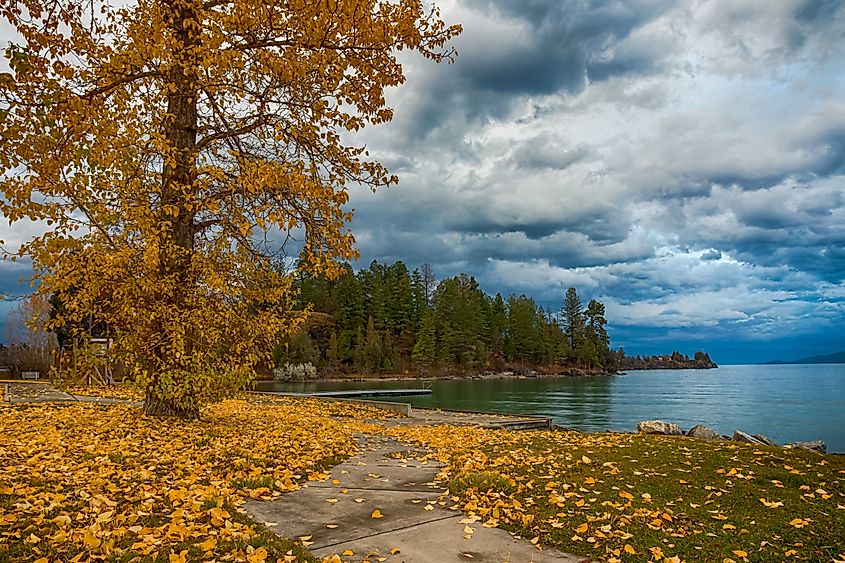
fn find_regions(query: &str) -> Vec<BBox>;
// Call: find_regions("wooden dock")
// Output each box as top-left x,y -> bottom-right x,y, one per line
297,389 -> 432,399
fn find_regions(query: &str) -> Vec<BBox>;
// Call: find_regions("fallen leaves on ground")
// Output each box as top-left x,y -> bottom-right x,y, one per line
384,424 -> 845,562
0,397 -> 389,562
3,391 -> 843,563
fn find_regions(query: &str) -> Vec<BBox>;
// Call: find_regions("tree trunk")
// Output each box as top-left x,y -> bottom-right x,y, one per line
144,391 -> 200,420
144,0 -> 199,419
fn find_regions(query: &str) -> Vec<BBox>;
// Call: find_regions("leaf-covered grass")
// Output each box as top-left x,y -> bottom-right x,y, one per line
4,392 -> 843,563
0,397 -> 391,562
388,425 -> 845,563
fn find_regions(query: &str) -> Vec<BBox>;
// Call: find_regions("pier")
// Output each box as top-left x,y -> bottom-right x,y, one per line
281,388 -> 433,399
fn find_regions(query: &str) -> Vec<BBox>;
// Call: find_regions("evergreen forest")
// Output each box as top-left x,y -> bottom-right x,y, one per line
275,261 -> 622,378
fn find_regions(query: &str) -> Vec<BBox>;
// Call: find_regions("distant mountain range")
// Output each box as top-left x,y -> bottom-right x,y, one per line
762,350 -> 845,365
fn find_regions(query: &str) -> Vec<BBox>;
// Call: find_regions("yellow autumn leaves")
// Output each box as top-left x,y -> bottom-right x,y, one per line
383,423 -> 845,562
2,393 -> 843,562
0,397 -> 390,562
1,0 -> 461,417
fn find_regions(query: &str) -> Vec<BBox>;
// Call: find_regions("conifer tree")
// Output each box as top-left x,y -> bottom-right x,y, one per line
411,308 -> 437,368
489,293 -> 508,360
563,287 -> 585,356
437,322 -> 455,367
363,316 -> 382,374
508,294 -> 538,363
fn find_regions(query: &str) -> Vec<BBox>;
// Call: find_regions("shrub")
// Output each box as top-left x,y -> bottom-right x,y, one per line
272,362 -> 317,382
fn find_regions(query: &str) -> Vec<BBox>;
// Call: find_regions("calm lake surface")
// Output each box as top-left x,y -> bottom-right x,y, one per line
257,364 -> 845,452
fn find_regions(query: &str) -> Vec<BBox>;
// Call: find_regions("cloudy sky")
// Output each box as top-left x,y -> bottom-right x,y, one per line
344,0 -> 845,363
2,0 -> 844,363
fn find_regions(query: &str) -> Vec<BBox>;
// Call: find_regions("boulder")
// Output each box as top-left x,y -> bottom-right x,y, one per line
637,420 -> 684,436
752,434 -> 777,446
687,425 -> 722,440
785,440 -> 827,454
732,430 -> 771,445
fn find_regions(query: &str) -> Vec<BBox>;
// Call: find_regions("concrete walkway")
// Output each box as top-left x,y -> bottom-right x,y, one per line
2,381 -> 77,403
1,381 -> 139,405
245,434 -> 588,563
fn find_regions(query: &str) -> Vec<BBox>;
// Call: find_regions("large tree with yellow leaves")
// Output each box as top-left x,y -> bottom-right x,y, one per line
0,0 -> 459,417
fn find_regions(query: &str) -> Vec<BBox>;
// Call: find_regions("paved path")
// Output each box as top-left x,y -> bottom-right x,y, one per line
1,381 -> 139,405
2,381 -> 77,403
245,434 -> 588,563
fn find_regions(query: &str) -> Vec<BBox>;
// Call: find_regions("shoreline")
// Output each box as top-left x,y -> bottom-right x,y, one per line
260,366 -> 618,384
261,364 -> 721,385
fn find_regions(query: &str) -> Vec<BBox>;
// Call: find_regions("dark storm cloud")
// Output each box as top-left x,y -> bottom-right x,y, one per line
813,129 -> 845,176
391,0 -> 675,142
459,42 -> 583,96
661,179 -> 845,283
1,0 -> 843,359
469,0 -> 673,58
794,0 -> 845,28
700,250 -> 721,261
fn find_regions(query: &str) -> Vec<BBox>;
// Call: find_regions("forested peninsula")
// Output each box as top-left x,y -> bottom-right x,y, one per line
619,351 -> 717,370
270,260 -> 714,381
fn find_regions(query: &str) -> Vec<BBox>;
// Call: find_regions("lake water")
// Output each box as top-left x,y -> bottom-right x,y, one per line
257,364 -> 845,452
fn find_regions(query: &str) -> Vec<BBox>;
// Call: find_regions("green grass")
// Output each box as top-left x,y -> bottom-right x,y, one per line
450,471 -> 517,496
439,429 -> 845,562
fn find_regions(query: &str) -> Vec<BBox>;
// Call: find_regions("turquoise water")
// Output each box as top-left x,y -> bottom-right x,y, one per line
257,364 -> 845,452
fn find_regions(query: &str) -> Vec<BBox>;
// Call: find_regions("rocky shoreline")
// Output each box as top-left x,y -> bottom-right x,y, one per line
634,419 -> 828,454
268,366 -> 616,384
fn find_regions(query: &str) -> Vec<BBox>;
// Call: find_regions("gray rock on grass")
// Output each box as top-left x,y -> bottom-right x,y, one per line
637,420 -> 684,436
687,425 -> 722,440
785,440 -> 827,454
752,434 -> 777,446
732,430 -> 776,446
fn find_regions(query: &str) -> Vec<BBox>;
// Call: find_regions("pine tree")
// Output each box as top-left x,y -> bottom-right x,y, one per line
508,294 -> 538,363
363,316 -> 382,374
584,299 -> 610,367
410,268 -> 426,328
489,293 -> 508,360
562,287 -> 585,357
420,263 -> 437,305
437,322 -> 455,367
411,308 -> 436,368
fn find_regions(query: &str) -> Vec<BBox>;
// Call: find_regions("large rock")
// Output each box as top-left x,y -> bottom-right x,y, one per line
785,440 -> 827,454
637,420 -> 684,436
752,434 -> 777,446
687,425 -> 722,440
732,430 -> 774,446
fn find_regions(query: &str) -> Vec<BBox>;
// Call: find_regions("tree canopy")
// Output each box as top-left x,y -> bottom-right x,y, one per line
279,261 -> 620,376
0,0 -> 459,417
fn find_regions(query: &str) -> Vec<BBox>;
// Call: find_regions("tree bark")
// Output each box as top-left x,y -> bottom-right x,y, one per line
144,390 -> 200,419
143,0 -> 200,419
